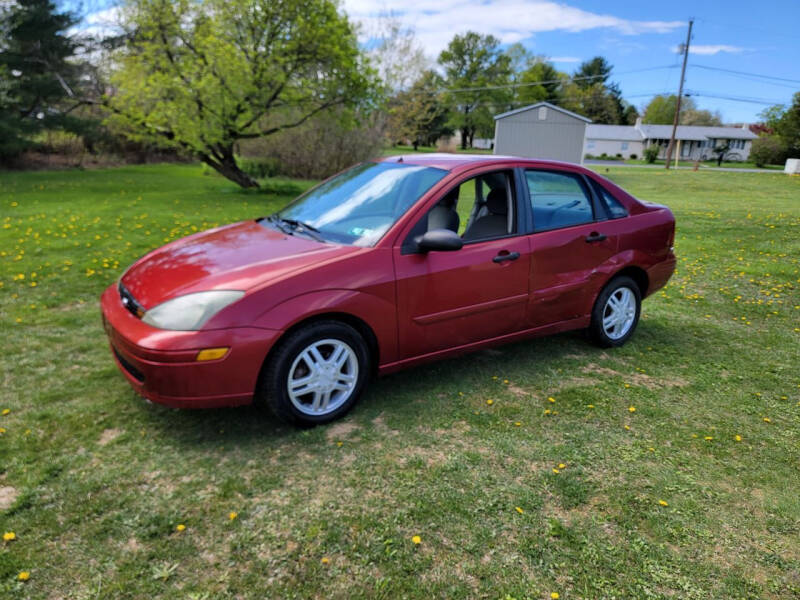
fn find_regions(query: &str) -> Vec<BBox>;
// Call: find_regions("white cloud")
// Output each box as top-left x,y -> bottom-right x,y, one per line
548,56 -> 582,63
674,44 -> 747,55
346,0 -> 683,56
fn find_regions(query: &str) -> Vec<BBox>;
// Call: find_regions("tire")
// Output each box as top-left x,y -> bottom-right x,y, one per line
589,276 -> 642,348
259,320 -> 370,426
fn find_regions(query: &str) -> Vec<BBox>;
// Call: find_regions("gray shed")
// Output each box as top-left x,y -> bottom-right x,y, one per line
493,102 -> 591,164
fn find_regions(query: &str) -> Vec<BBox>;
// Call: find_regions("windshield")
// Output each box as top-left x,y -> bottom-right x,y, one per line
277,162 -> 447,246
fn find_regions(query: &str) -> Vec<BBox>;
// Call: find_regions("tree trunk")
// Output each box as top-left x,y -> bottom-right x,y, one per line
460,127 -> 468,150
200,146 -> 260,188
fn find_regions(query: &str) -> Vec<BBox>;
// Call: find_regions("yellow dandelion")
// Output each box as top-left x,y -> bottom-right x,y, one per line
544,409 -> 552,415
486,399 -> 494,406
547,396 -> 556,403
336,441 -> 343,447
552,468 -> 560,474
624,383 -> 631,388
515,506 -> 524,514
558,463 -> 566,469
321,556 -> 330,565
624,425 -> 630,430
411,535 -> 421,545
228,511 -> 238,521
648,447 -> 655,452
0,428 -> 6,434
551,593 -> 560,599
658,500 -> 669,507
1,408 -> 9,416
503,379 -> 509,384
763,417 -> 771,423
3,532 -> 16,541
704,436 -> 713,441
514,421 -> 522,427
628,406 -> 636,413
735,434 -> 742,442
587,404 -> 595,408
175,524 -> 186,532
492,376 -> 498,380
18,571 -> 30,581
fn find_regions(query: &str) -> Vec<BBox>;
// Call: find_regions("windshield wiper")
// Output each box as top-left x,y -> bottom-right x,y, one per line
279,217 -> 326,242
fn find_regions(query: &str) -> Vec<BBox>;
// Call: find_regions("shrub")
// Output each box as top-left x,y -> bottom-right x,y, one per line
239,109 -> 385,180
749,136 -> 788,167
238,157 -> 280,179
615,153 -> 622,158
644,145 -> 660,164
629,153 -> 637,160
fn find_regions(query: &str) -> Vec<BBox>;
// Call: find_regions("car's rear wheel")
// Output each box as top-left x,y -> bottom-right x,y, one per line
589,276 -> 641,347
259,321 -> 369,426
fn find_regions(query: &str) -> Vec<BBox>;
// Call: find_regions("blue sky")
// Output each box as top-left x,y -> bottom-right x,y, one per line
77,0 -> 800,124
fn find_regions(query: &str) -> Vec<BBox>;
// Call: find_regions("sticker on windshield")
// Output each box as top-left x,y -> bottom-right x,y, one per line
348,227 -> 373,237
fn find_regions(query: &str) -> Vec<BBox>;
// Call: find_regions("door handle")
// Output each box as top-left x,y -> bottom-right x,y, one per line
585,232 -> 607,243
493,251 -> 520,263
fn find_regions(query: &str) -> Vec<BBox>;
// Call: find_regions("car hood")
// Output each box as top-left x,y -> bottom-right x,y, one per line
121,220 -> 360,308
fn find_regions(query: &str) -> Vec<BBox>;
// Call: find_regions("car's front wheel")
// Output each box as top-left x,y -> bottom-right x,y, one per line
589,276 -> 641,347
259,321 -> 369,426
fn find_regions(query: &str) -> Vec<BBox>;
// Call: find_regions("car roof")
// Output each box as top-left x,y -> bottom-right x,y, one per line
376,153 -> 586,174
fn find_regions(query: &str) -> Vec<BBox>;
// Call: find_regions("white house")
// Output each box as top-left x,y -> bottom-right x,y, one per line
584,118 -> 758,161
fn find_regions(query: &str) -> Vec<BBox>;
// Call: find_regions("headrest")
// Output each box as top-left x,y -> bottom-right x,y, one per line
486,188 -> 508,215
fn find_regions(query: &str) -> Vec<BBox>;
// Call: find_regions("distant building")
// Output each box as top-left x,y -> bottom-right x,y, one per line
493,102 -> 591,164
585,118 -> 758,161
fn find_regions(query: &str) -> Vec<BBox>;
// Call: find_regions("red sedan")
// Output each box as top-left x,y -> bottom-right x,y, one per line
101,155 -> 676,425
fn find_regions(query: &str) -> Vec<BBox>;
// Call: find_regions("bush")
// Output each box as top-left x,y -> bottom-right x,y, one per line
629,153 -> 637,160
239,109 -> 385,180
749,136 -> 788,167
644,145 -> 660,164
238,157 -> 280,179
615,153 -> 622,158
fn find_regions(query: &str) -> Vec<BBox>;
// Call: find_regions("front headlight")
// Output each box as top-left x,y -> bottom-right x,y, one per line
142,290 -> 245,331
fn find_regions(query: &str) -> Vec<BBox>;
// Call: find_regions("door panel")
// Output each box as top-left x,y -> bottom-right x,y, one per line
395,237 -> 530,359
527,223 -> 619,327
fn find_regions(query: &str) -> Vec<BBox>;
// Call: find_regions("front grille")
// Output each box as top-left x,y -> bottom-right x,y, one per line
113,346 -> 145,382
118,282 -> 145,318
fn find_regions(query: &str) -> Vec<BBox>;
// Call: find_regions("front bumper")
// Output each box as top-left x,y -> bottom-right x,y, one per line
100,284 -> 280,409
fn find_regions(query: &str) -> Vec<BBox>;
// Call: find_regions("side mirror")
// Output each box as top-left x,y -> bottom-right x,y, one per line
414,228 -> 463,252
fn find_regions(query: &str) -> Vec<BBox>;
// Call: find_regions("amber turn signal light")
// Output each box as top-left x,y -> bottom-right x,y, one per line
195,347 -> 229,361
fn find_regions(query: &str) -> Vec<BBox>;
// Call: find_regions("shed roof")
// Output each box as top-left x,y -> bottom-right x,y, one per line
494,102 -> 592,123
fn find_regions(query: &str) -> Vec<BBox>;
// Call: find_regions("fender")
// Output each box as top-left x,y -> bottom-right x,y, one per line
250,289 -> 399,365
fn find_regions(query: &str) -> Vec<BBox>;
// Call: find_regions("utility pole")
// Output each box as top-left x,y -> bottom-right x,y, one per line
665,19 -> 693,170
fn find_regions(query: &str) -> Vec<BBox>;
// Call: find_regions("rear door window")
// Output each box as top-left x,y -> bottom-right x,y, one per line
525,170 -> 594,232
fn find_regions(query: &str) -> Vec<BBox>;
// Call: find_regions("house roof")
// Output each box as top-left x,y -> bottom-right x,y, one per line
494,102 -> 593,123
638,124 -> 758,141
585,125 -> 644,141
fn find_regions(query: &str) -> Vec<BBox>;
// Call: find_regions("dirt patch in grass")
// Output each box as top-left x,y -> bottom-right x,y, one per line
98,428 -> 122,446
581,363 -> 688,389
0,486 -> 19,510
325,421 -> 360,442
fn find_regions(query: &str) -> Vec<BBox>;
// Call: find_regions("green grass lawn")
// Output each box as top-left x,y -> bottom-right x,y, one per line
622,158 -> 783,170
382,144 -> 491,156
1,164 -> 799,599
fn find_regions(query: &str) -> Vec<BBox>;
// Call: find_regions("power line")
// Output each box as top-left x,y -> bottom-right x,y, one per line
443,65 -> 678,94
684,90 -> 786,105
691,64 -> 800,86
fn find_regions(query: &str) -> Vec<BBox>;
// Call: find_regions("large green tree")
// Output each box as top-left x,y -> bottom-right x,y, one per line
438,32 -> 511,148
106,0 -> 376,187
0,0 -> 82,158
561,57 -> 626,124
642,94 -> 720,126
388,70 -> 451,149
761,91 -> 800,157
